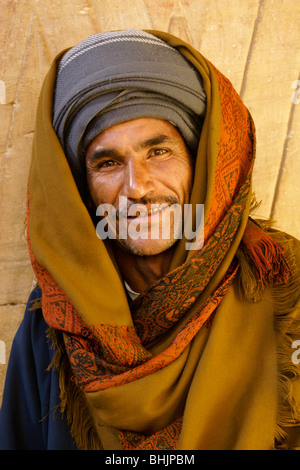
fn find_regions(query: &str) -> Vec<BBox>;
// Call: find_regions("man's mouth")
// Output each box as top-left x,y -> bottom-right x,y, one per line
125,203 -> 170,220
116,197 -> 179,222
96,196 -> 184,242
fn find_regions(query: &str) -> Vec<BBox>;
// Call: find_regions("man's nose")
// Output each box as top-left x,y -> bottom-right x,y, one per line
121,160 -> 153,200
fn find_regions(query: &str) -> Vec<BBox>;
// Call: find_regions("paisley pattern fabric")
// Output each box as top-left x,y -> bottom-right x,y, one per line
118,419 -> 182,450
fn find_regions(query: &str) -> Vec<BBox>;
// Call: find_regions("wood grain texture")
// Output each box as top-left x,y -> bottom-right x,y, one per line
0,0 -> 299,402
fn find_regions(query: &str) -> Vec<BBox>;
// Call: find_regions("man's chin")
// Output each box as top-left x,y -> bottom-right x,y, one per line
113,237 -> 178,257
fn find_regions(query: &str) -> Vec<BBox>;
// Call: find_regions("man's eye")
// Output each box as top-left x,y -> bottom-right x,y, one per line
97,160 -> 116,169
151,148 -> 168,156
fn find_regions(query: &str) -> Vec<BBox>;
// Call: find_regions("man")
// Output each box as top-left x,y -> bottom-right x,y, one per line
0,29 -> 299,450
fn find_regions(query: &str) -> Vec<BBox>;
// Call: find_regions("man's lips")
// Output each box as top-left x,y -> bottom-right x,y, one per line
116,197 -> 179,221
98,197 -> 184,242
125,203 -> 170,220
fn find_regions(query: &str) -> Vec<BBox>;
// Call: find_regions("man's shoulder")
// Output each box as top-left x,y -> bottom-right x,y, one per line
20,284 -> 44,330
14,284 -> 51,362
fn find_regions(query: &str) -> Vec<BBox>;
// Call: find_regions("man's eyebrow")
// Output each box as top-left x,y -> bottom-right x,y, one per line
86,134 -> 171,162
86,148 -> 119,163
139,134 -> 170,149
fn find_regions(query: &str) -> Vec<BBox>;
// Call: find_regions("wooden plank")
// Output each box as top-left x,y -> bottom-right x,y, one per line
92,0 -> 153,31
270,78 -> 300,238
0,1 -> 37,306
239,0 -> 300,236
0,1 -> 35,161
164,0 -> 260,92
33,0 -> 97,58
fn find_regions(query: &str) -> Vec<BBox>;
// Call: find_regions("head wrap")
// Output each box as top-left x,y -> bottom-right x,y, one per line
52,29 -> 206,189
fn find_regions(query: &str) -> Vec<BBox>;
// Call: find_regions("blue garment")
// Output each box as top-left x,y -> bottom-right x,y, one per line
0,286 -> 77,450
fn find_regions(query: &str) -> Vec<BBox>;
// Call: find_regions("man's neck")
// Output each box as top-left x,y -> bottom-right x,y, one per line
112,244 -> 175,293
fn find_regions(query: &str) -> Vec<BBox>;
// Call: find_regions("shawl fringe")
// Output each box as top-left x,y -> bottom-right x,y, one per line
237,222 -> 291,303
269,232 -> 300,447
46,328 -> 102,450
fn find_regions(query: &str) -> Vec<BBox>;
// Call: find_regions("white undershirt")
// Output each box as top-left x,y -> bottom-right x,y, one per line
124,281 -> 140,300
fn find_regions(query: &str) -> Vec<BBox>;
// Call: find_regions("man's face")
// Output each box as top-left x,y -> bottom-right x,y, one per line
85,118 -> 193,256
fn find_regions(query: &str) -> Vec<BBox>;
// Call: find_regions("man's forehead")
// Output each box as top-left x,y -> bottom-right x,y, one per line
85,118 -> 185,157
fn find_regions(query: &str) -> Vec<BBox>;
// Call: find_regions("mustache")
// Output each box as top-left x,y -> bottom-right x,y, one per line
116,196 -> 179,218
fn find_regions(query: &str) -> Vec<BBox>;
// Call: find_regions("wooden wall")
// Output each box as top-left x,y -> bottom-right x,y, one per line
1,0 -> 299,402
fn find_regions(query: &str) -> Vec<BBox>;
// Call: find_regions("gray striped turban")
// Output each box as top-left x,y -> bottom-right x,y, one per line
53,29 -> 206,188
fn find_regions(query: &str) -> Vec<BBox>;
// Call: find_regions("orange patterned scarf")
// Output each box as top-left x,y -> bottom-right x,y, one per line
26,31 -> 293,450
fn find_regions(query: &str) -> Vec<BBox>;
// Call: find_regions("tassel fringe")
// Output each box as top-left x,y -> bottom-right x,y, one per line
46,328 -> 103,450
270,232 -> 300,447
237,219 -> 291,302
